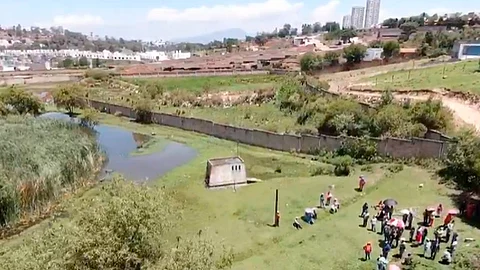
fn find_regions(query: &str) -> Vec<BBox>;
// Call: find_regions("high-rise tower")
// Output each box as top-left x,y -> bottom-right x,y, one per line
351,6 -> 366,29
364,0 -> 381,28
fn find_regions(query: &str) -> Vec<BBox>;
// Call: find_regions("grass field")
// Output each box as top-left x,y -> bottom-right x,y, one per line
126,74 -> 282,95
363,60 -> 480,92
2,113 -> 479,269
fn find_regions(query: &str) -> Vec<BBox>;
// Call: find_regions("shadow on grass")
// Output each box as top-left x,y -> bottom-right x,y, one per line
447,192 -> 480,230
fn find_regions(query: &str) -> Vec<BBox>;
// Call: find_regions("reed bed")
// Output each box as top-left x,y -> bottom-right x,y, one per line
0,115 -> 104,226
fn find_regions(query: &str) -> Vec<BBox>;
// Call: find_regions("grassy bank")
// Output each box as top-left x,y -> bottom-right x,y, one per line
363,60 -> 480,92
126,74 -> 282,94
0,115 -> 103,227
1,113 -> 478,269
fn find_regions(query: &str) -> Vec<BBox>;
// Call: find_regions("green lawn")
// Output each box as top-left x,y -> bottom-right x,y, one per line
2,113 -> 479,269
125,74 -> 283,95
363,60 -> 480,92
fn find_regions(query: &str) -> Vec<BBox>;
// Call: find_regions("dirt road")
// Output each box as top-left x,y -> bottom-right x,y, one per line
320,59 -> 480,132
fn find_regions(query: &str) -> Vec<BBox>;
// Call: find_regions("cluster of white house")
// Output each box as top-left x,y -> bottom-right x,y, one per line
0,49 -> 191,62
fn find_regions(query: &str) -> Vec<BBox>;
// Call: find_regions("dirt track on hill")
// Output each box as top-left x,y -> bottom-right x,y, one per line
320,59 -> 480,132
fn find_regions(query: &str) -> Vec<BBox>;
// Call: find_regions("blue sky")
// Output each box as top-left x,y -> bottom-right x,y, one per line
1,0 -> 479,40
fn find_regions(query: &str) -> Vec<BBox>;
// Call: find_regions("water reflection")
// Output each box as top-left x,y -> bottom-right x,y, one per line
40,112 -> 197,182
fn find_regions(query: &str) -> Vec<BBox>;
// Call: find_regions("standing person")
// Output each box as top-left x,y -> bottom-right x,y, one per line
436,204 -> 443,217
407,212 -> 414,229
381,218 -> 387,234
423,238 -> 432,258
384,225 -> 391,242
275,211 -> 280,227
402,213 -> 408,224
361,202 -> 369,217
459,200 -> 467,216
409,227 -> 415,243
399,239 -> 407,259
423,209 -> 429,226
363,242 -> 372,260
431,238 -> 440,260
415,226 -> 423,245
358,175 -> 366,191
421,227 -> 429,245
382,242 -> 392,259
451,232 -> 459,247
326,191 -> 332,206
429,212 -> 435,227
363,212 -> 370,227
319,193 -> 325,208
371,215 -> 377,232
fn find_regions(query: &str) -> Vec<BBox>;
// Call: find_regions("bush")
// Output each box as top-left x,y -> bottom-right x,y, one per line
135,99 -> 154,124
330,155 -> 353,176
310,164 -> 335,176
336,137 -> 378,161
84,69 -> 112,81
0,86 -> 44,115
52,84 -> 86,115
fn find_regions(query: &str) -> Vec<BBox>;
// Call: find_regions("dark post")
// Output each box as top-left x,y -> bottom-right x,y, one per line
274,189 -> 279,227
442,64 -> 446,76
408,70 -> 411,80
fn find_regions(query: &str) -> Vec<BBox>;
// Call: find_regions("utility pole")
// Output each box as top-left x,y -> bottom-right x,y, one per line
274,189 -> 279,227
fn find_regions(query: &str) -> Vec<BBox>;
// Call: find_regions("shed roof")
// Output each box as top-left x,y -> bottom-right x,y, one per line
208,156 -> 244,166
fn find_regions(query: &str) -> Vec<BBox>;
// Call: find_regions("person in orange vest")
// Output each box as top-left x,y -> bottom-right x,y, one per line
275,211 -> 280,227
429,212 -> 435,227
326,191 -> 333,205
443,213 -> 453,227
363,242 -> 372,260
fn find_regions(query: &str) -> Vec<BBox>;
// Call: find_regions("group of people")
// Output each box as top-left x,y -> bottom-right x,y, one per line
360,201 -> 461,268
319,190 -> 340,214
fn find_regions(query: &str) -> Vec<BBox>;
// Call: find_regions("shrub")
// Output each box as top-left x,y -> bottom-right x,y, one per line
52,84 -> 86,115
135,99 -> 154,123
0,86 -> 44,115
310,164 -> 334,176
336,136 -> 378,161
330,155 -> 353,176
84,69 -> 112,81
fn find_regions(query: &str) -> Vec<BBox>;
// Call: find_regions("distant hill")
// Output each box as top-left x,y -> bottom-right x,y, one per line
172,28 -> 249,44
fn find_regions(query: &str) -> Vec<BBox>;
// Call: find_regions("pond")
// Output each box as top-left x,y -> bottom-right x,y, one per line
40,112 -> 197,182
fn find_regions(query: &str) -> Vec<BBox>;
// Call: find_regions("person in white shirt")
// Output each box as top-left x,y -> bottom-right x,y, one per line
441,250 -> 452,264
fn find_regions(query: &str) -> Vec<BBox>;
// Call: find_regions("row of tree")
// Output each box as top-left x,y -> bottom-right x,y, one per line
382,12 -> 480,29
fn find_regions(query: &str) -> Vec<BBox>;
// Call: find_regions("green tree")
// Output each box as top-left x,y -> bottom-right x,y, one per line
424,31 -> 434,46
135,98 -> 154,123
0,86 -> 43,115
313,22 -> 322,33
343,44 -> 367,63
52,84 -> 86,115
382,40 -> 400,58
399,22 -> 419,41
62,58 -> 74,68
79,107 -> 99,128
78,56 -> 89,67
324,51 -> 340,65
300,53 -> 323,73
301,24 -> 313,35
369,40 -> 383,48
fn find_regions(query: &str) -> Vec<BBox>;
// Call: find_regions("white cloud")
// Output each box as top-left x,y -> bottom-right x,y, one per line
36,14 -> 104,28
147,0 -> 303,22
311,0 -> 341,23
53,15 -> 104,26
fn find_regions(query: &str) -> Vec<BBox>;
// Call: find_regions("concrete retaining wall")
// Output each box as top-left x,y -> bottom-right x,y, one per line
87,99 -> 449,159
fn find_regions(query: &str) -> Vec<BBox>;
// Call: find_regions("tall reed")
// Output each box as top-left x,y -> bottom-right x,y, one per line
0,115 -> 104,226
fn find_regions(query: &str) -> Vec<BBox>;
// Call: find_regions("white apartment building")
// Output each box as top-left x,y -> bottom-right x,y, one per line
351,6 -> 366,29
364,0 -> 381,28
0,49 -> 191,62
342,15 -> 352,29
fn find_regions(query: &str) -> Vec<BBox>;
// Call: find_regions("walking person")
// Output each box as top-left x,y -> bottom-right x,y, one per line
409,227 -> 415,243
384,225 -> 391,243
363,242 -> 372,261
421,227 -> 428,245
360,202 -> 369,217
407,212 -> 414,229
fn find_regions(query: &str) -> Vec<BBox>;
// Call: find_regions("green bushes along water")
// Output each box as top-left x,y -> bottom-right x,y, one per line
0,115 -> 104,226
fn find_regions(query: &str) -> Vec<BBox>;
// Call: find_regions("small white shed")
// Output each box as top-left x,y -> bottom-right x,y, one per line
205,157 -> 247,188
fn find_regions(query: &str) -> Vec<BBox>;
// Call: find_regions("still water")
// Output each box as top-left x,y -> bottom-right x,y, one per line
40,112 -> 197,182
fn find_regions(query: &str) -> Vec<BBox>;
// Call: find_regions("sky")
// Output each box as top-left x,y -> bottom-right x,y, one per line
1,0 -> 479,40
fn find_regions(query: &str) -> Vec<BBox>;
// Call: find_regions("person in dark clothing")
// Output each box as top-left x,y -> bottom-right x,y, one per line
402,213 -> 408,224
362,212 -> 370,227
445,228 -> 451,243
451,232 -> 459,245
423,209 -> 428,226
293,218 -> 302,230
380,218 -> 387,234
361,202 -> 369,217
459,200 -> 467,216
382,242 -> 392,259
384,225 -> 391,242
407,212 -> 413,229
431,238 -> 440,260
421,227 -> 428,245
409,228 -> 415,243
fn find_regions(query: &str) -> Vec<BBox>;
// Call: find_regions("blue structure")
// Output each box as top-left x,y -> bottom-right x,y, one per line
452,41 -> 480,60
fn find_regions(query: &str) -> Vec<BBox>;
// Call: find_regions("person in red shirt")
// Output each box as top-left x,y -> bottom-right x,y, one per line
363,242 -> 372,260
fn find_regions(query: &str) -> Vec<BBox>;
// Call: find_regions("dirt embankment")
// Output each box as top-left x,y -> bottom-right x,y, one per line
322,60 -> 480,132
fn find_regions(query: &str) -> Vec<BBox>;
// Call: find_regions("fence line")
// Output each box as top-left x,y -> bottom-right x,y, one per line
87,99 -> 450,159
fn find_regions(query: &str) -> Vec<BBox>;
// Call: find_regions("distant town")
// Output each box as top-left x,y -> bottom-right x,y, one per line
1,0 -> 480,73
